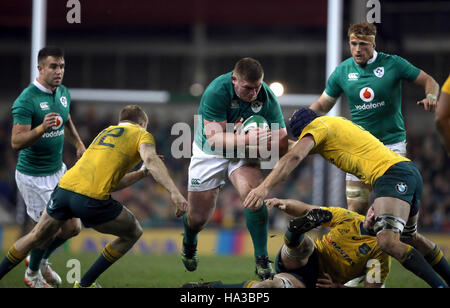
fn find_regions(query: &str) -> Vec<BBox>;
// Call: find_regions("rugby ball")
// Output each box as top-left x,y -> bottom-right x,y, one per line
239,115 -> 269,134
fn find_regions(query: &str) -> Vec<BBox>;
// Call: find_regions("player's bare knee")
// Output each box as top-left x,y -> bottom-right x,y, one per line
130,221 -> 143,241
187,213 -> 208,230
61,219 -> 81,239
346,186 -> 370,214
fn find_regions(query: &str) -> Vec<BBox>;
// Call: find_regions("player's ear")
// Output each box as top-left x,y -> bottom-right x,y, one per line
231,73 -> 238,85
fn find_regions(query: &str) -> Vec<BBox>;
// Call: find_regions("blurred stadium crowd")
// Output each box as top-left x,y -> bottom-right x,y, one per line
0,105 -> 448,233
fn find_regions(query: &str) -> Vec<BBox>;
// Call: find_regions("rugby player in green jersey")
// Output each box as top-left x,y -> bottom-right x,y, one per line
182,58 -> 288,280
10,47 -> 86,288
310,22 -> 440,216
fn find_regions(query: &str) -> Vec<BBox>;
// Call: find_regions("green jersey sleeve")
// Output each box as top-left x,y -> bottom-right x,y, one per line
200,88 -> 229,122
12,98 -> 34,125
392,55 -> 421,82
324,67 -> 343,99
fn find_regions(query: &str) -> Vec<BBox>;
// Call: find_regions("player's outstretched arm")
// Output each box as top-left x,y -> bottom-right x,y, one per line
64,115 -> 86,159
265,198 -> 320,217
139,142 -> 188,217
243,135 -> 315,209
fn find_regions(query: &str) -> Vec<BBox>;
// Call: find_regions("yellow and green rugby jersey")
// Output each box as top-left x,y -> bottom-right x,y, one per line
315,207 -> 391,284
325,51 -> 420,145
299,116 -> 409,186
442,75 -> 450,94
59,123 -> 154,200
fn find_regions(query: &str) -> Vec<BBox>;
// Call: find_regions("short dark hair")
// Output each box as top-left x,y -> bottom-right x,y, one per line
234,57 -> 264,82
38,46 -> 64,64
119,105 -> 148,125
348,22 -> 377,38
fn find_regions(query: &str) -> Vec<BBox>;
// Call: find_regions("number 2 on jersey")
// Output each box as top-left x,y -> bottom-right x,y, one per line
93,127 -> 124,148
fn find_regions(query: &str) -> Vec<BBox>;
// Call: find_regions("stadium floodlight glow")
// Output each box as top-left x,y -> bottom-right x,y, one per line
189,83 -> 204,96
269,82 -> 284,97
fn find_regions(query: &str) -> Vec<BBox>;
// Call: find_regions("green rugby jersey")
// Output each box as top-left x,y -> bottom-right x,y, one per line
12,80 -> 71,176
193,71 -> 286,156
325,51 -> 420,144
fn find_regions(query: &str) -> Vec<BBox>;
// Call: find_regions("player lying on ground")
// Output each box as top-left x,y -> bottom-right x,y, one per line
243,108 -> 450,288
183,198 -> 391,288
0,105 -> 188,287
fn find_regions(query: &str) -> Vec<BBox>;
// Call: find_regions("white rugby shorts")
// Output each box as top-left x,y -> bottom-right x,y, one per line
188,142 -> 256,192
346,140 -> 407,182
15,164 -> 67,222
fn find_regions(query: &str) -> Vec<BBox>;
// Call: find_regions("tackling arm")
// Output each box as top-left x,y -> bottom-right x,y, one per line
261,135 -> 315,191
138,142 -> 187,217
265,198 -> 320,217
243,135 -> 315,209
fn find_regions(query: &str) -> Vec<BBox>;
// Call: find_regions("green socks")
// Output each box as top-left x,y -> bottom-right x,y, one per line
245,203 -> 269,257
182,213 -> 199,246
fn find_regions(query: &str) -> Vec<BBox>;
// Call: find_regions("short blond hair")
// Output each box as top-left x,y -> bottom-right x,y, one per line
119,105 -> 148,125
348,22 -> 377,38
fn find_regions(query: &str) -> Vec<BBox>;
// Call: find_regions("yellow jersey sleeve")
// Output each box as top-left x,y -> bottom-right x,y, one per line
139,129 -> 155,146
442,75 -> 450,94
320,206 -> 363,228
298,118 -> 329,148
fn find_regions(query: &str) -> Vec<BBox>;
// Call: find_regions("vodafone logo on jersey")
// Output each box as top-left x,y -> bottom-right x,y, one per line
359,87 -> 375,102
52,115 -> 63,130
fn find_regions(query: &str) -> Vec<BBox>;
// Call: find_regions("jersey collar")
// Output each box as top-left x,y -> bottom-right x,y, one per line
367,50 -> 378,65
33,79 -> 54,94
353,50 -> 378,67
118,122 -> 137,127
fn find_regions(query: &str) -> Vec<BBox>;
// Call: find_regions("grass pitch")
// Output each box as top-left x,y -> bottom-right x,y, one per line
0,250 -> 431,288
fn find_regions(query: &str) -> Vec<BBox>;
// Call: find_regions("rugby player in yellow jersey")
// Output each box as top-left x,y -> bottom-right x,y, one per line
436,75 -> 450,156
244,108 -> 450,288
183,198 -> 390,288
0,105 -> 188,287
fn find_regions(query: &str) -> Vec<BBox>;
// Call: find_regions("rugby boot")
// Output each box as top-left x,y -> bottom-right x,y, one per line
181,242 -> 199,272
41,260 -> 62,287
24,270 -> 53,288
255,255 -> 275,280
26,255 -> 62,287
288,208 -> 333,234
74,281 -> 102,288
